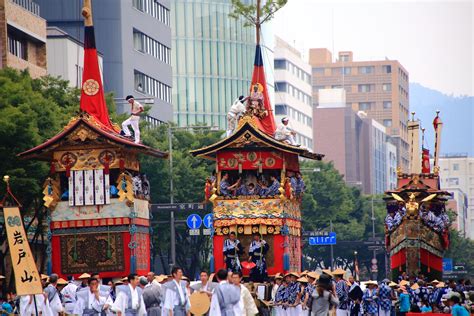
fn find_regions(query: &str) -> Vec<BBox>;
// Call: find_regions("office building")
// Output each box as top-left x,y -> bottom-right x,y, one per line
274,36 -> 313,149
437,155 -> 474,239
446,188 -> 468,237
35,0 -> 172,121
309,49 -> 410,172
46,26 -> 103,88
0,0 -> 47,78
171,0 -> 257,129
314,89 -> 396,194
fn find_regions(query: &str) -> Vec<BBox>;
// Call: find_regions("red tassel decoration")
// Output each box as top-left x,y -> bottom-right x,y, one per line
66,164 -> 71,178
50,160 -> 56,175
104,162 -> 110,175
119,159 -> 125,171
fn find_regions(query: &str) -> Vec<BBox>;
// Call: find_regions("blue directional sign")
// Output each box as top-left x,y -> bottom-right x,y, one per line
309,232 -> 336,245
443,258 -> 453,272
203,213 -> 213,229
186,214 -> 202,229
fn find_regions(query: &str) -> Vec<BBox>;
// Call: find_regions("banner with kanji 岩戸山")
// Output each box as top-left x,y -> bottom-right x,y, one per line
3,207 -> 43,295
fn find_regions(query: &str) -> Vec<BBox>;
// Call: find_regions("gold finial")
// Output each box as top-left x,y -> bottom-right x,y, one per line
3,175 -> 10,185
82,0 -> 93,27
411,111 -> 415,121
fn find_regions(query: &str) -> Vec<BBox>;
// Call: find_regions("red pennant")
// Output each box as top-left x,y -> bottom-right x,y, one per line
422,148 -> 431,173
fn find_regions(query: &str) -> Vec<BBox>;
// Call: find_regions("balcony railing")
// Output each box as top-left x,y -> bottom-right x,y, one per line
10,0 -> 40,16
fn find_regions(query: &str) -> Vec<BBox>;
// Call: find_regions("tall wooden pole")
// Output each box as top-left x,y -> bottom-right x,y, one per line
256,0 -> 261,45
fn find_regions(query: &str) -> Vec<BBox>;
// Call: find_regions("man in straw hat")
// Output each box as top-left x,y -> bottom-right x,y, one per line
303,272 -> 319,315
377,279 -> 394,316
332,268 -> 349,316
77,273 -> 92,291
397,285 -> 411,316
310,273 -> 339,316
284,272 -> 301,316
347,275 -> 363,316
44,273 -> 64,315
362,281 -> 378,316
273,274 -> 287,316
74,276 -> 107,315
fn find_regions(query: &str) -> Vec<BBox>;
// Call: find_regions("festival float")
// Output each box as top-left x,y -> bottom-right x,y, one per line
17,0 -> 166,278
191,43 -> 323,276
384,112 -> 450,281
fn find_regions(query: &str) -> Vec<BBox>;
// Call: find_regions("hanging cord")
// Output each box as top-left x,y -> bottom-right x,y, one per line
1,176 -> 22,207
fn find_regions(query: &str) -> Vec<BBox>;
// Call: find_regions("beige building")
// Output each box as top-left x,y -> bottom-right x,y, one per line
446,188 -> 468,238
0,0 -> 46,78
309,49 -> 410,172
438,155 -> 474,239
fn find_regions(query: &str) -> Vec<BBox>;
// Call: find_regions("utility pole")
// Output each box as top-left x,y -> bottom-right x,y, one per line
330,219 -> 334,270
371,197 -> 377,280
168,126 -> 176,270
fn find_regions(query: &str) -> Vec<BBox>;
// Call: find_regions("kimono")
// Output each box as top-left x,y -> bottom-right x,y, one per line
248,240 -> 269,282
335,279 -> 350,311
223,238 -> 244,272
286,282 -> 301,316
274,284 -> 288,316
362,288 -> 378,315
377,284 -> 392,315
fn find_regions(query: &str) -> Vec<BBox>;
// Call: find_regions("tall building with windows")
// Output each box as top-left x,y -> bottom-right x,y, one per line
309,49 -> 410,172
0,0 -> 47,78
273,36 -> 313,149
35,0 -> 173,121
437,154 -> 474,239
171,0 -> 257,128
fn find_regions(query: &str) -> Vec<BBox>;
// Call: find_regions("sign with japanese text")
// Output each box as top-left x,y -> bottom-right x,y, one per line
3,207 -> 43,295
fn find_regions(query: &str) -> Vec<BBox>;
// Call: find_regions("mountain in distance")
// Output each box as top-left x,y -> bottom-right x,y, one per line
409,83 -> 473,156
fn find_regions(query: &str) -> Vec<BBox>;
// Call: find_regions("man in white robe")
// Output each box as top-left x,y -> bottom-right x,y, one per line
43,274 -> 64,315
163,267 -> 191,316
61,276 -> 78,314
209,269 -> 241,316
20,293 -> 53,316
232,271 -> 258,316
111,274 -> 147,316
73,277 -> 107,315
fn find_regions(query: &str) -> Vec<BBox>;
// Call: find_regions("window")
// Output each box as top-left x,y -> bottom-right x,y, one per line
453,164 -> 459,171
275,82 -> 288,93
358,84 -> 373,92
332,67 -> 341,75
274,59 -> 286,69
359,102 -> 372,110
340,54 -> 350,61
448,178 -> 459,186
382,65 -> 392,73
133,0 -> 170,26
275,104 -> 288,115
313,67 -> 325,74
8,35 -> 27,60
358,66 -> 374,74
342,67 -> 351,75
382,83 -> 392,91
383,119 -> 392,127
383,101 -> 392,109
134,70 -> 171,103
331,85 -> 342,89
133,29 -> 171,64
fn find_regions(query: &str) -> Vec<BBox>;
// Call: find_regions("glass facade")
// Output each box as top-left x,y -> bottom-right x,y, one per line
171,0 -> 256,128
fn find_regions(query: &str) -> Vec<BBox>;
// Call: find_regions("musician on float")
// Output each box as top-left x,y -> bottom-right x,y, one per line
223,231 -> 244,272
248,232 -> 269,282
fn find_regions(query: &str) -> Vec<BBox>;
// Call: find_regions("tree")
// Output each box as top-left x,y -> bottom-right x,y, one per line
229,0 -> 287,44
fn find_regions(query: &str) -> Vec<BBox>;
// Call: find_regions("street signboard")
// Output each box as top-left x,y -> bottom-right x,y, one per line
368,246 -> 383,251
151,203 -> 206,212
189,229 -> 200,236
364,240 -> 384,246
186,214 -> 202,229
308,232 -> 336,245
443,258 -> 453,272
203,228 -> 212,236
203,213 -> 213,229
302,230 -> 329,237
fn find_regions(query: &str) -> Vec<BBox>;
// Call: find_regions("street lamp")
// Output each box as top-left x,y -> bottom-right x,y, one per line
167,125 -> 219,269
354,250 -> 358,281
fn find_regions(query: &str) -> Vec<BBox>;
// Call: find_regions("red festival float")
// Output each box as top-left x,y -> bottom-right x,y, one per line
191,44 -> 323,276
18,1 -> 166,278
384,112 -> 450,281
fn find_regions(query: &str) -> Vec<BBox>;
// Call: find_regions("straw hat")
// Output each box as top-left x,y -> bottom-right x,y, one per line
389,281 -> 398,287
40,274 -> 49,280
321,269 -> 333,277
332,268 -> 346,276
113,278 -> 123,285
284,272 -> 299,278
307,272 -> 320,280
300,270 -> 309,277
181,276 -> 190,282
78,273 -> 91,280
430,279 -> 440,285
297,276 -> 309,283
365,280 -> 378,286
57,278 -> 68,285
399,280 -> 409,286
411,283 -> 420,290
274,273 -> 283,280
155,275 -> 167,283
435,282 -> 445,288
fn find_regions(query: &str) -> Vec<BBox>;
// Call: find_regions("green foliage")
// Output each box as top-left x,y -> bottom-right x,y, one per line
229,0 -> 288,27
445,229 -> 474,277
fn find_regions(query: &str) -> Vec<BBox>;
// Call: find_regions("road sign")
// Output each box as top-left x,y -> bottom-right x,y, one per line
308,232 -> 336,245
302,230 -> 329,237
203,228 -> 212,236
189,229 -> 200,236
368,246 -> 383,251
443,258 -> 453,272
203,213 -> 213,229
186,214 -> 202,229
364,240 -> 384,246
371,258 -> 378,264
151,203 -> 206,212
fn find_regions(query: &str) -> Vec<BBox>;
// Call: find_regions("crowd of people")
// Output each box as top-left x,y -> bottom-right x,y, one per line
385,203 -> 449,233
1,269 -> 473,315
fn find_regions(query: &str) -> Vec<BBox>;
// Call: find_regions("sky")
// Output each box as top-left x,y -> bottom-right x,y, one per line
273,0 -> 473,96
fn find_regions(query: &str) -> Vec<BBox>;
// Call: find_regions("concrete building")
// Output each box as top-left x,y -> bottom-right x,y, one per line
0,0 -> 47,78
46,26 -> 103,88
274,36 -> 313,149
171,0 -> 257,129
314,89 -> 396,194
309,49 -> 410,173
437,155 -> 474,239
35,0 -> 172,121
446,188 -> 468,237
